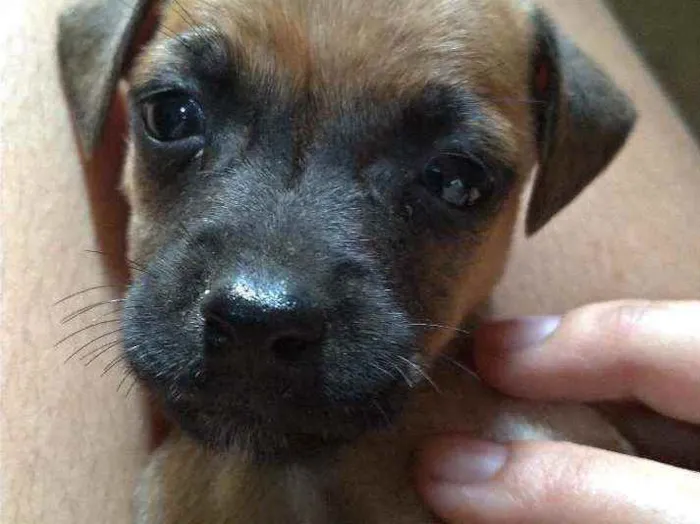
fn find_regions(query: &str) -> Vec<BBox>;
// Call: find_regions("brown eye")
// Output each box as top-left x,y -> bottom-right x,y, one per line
141,92 -> 204,142
421,153 -> 496,208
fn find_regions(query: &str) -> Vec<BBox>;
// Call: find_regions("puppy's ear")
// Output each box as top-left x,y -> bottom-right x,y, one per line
526,11 -> 636,235
58,0 -> 154,157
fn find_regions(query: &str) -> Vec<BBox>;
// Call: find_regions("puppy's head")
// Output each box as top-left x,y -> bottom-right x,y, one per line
59,0 -> 635,459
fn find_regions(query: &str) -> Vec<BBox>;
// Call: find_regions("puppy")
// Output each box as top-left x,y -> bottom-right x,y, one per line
58,0 -> 637,522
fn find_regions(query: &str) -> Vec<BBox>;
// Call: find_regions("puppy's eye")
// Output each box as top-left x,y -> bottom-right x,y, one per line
141,92 -> 204,142
421,153 -> 496,208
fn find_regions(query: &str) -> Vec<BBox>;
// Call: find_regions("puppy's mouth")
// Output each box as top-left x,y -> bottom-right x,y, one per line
161,367 -> 411,460
136,345 -> 417,460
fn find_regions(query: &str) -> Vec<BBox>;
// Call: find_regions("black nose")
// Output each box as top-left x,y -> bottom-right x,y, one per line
201,277 -> 325,361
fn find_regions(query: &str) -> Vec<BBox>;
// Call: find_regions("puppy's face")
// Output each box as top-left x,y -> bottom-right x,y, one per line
121,0 -> 530,457
58,0 -> 634,460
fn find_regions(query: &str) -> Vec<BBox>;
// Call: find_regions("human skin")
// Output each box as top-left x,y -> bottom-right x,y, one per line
1,2 -> 146,523
1,1 -> 699,523
416,301 -> 700,524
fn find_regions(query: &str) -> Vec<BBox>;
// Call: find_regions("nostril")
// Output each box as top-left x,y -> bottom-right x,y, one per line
200,278 -> 326,360
204,311 -> 231,333
268,318 -> 325,361
203,316 -> 233,351
202,291 -> 236,330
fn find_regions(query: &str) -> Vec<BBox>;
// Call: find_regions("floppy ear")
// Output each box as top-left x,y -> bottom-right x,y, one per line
526,10 -> 637,235
58,0 -> 153,157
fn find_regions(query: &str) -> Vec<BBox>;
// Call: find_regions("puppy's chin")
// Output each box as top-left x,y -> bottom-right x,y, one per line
125,316 -> 419,461
163,380 -> 409,462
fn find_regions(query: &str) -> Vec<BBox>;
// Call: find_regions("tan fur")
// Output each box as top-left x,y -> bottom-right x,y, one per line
146,0 -> 533,99
119,1 -> 634,522
56,0 -> 638,522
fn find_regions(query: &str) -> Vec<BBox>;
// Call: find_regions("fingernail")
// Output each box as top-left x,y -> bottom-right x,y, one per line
423,439 -> 508,484
477,316 -> 561,353
423,482 -> 477,517
420,440 -> 508,517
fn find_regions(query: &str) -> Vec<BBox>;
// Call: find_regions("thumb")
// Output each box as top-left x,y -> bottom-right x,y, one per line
415,435 -> 700,524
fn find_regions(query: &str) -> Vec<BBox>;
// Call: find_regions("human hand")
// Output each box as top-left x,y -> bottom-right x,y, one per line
415,301 -> 700,523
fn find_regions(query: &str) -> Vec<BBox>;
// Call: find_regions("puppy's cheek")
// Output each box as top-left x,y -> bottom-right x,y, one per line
127,209 -> 164,264
419,199 -> 520,355
122,149 -> 169,263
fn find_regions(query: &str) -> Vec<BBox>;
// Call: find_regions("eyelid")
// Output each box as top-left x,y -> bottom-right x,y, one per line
438,143 -> 516,178
129,80 -> 201,104
435,149 -> 486,166
427,148 -> 493,177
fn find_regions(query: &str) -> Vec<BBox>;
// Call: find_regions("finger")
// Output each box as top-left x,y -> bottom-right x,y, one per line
416,436 -> 700,524
474,301 -> 700,423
